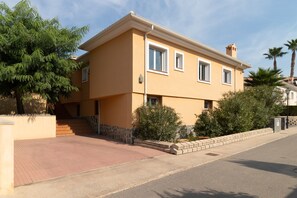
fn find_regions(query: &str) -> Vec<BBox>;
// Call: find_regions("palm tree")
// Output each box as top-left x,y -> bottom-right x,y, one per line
285,39 -> 297,83
245,68 -> 283,87
263,47 -> 287,70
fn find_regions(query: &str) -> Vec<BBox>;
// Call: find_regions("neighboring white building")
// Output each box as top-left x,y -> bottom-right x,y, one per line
279,82 -> 297,106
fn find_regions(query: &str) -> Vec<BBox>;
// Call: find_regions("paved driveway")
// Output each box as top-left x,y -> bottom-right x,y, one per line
14,136 -> 166,187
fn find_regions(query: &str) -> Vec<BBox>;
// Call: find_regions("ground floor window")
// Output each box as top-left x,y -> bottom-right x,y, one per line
204,100 -> 213,110
147,95 -> 162,106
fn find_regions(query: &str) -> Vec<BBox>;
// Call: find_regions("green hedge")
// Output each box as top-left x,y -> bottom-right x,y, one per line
281,106 -> 297,116
194,86 -> 284,137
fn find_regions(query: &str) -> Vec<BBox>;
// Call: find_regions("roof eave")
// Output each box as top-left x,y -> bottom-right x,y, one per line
80,13 -> 251,69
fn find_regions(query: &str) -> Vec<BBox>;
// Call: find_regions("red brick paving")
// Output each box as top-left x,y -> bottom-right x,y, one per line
14,136 -> 166,187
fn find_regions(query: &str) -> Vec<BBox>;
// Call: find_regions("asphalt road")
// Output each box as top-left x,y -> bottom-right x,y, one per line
107,134 -> 297,198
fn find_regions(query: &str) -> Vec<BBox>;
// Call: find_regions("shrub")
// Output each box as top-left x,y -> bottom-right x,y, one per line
133,105 -> 183,141
194,111 -> 222,137
215,91 -> 254,134
194,86 -> 284,137
247,86 -> 284,129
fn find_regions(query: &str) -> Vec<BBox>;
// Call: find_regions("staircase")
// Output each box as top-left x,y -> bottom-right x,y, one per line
56,119 -> 96,137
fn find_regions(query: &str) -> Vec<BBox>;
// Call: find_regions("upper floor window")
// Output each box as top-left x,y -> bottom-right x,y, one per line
198,59 -> 211,83
82,67 -> 89,83
148,42 -> 169,75
222,68 -> 232,85
174,51 -> 184,71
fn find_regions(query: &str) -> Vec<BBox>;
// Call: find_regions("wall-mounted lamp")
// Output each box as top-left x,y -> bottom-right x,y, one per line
139,74 -> 143,84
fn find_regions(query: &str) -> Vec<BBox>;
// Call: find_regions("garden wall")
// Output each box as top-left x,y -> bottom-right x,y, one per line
0,115 -> 56,140
0,119 -> 14,195
288,116 -> 297,126
170,128 -> 273,155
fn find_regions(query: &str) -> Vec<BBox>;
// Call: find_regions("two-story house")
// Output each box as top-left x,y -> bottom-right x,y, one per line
60,12 -> 251,143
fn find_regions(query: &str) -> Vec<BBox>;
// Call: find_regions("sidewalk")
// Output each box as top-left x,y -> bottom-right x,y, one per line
6,127 -> 297,198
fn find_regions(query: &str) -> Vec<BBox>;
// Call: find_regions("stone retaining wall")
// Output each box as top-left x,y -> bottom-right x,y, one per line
170,128 -> 273,155
83,116 -> 98,132
100,124 -> 132,143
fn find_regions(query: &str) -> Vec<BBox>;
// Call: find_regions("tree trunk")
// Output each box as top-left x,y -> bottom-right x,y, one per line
15,90 -> 25,114
290,50 -> 296,83
273,56 -> 277,70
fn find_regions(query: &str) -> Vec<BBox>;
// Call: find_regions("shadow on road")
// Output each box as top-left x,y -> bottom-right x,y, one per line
286,186 -> 297,198
155,188 -> 257,198
231,160 -> 297,178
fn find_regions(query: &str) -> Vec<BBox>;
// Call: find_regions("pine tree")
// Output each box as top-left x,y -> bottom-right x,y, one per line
0,0 -> 88,114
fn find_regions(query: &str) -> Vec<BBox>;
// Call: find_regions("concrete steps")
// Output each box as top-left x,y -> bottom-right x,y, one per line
56,119 -> 95,136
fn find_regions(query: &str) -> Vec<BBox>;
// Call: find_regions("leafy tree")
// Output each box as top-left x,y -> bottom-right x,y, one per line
285,39 -> 297,83
0,0 -> 88,114
263,47 -> 287,70
245,68 -> 283,87
133,105 -> 183,141
247,86 -> 284,129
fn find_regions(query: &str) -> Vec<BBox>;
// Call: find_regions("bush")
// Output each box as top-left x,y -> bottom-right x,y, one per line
133,105 -> 183,141
216,91 -> 254,134
194,86 -> 284,137
194,111 -> 222,137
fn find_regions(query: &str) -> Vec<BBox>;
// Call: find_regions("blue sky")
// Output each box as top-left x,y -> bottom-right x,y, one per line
4,0 -> 297,76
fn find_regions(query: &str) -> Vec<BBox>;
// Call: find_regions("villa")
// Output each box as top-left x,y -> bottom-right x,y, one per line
60,12 -> 251,143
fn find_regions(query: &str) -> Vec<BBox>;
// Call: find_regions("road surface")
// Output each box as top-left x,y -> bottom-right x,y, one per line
108,134 -> 297,198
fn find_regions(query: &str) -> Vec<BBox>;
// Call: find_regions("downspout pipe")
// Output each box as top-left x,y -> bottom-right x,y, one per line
234,63 -> 243,91
144,25 -> 154,105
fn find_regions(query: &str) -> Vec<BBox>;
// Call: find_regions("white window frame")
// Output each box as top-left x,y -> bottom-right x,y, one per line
82,66 -> 89,83
222,67 -> 232,85
174,51 -> 184,72
197,58 -> 211,84
147,41 -> 169,75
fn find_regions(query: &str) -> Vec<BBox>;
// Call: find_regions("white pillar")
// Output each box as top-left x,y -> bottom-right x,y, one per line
0,119 -> 14,195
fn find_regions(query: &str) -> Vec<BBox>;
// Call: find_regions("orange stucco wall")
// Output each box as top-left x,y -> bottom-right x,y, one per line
65,70 -> 82,103
80,100 -> 94,116
132,93 -> 216,126
100,94 -> 132,128
89,30 -> 133,99
64,29 -> 246,129
162,96 -> 204,125
132,29 -> 244,101
60,64 -> 83,103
